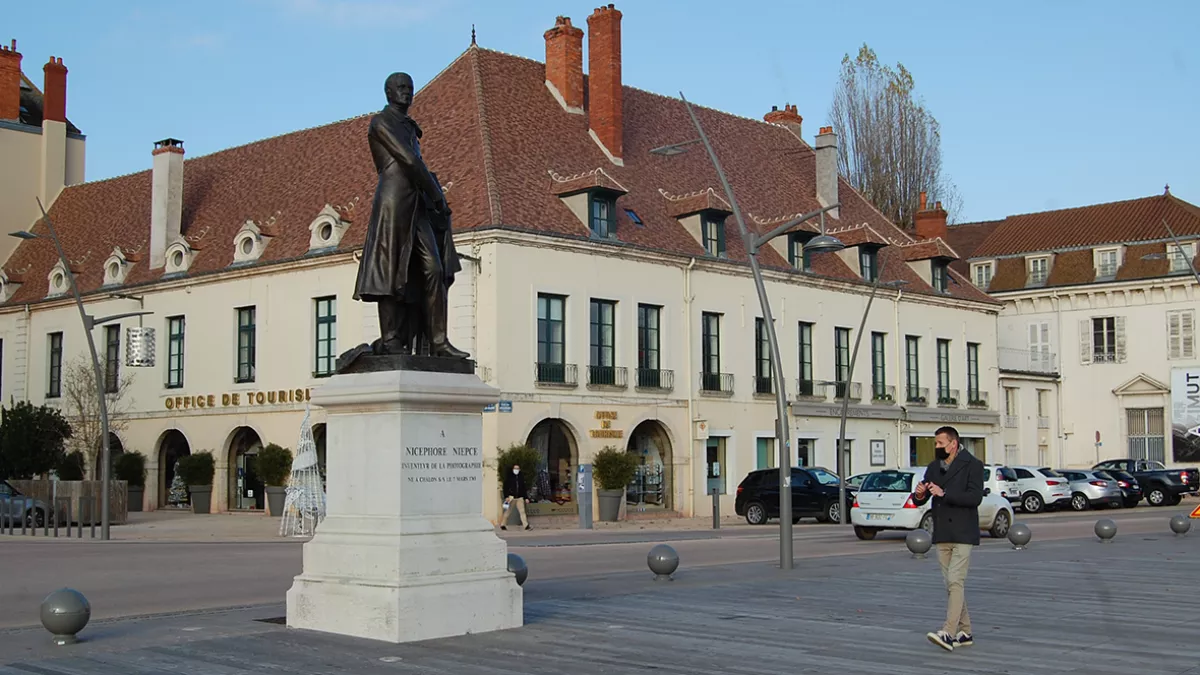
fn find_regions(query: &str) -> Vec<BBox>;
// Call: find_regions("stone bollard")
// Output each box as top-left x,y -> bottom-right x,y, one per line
1094,518 -> 1117,543
905,529 -> 932,559
506,553 -> 528,587
647,544 -> 679,581
1170,514 -> 1191,536
1008,522 -> 1032,550
40,588 -> 91,646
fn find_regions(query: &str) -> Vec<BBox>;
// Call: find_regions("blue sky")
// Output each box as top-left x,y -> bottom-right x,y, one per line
8,0 -> 1198,223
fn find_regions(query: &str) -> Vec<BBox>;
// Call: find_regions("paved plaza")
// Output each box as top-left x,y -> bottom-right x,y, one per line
1,511 -> 1196,674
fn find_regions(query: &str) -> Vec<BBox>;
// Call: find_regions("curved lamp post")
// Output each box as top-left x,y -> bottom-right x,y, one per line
11,199 -> 155,540
652,92 -> 844,570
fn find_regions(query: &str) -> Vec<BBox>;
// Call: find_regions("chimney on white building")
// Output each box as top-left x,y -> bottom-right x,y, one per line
815,125 -> 838,219
150,138 -> 184,270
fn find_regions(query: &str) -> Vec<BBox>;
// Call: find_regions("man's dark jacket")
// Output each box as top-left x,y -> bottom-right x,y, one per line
911,450 -> 984,545
504,471 -> 527,500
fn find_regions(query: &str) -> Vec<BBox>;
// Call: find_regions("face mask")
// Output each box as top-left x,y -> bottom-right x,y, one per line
935,447 -> 950,461
512,469 -> 520,475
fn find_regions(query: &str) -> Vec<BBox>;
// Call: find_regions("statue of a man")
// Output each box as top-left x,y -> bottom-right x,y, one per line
353,72 -> 469,359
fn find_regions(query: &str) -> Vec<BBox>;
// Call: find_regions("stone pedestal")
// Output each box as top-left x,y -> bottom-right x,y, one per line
286,368 -> 522,643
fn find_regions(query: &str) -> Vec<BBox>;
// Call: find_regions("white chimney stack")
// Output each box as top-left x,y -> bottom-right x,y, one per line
150,138 -> 184,270
815,126 -> 838,220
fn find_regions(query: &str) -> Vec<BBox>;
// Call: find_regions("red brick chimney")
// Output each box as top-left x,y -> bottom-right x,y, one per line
0,40 -> 21,121
587,4 -> 623,163
42,56 -> 67,123
914,191 -> 948,240
764,104 -> 802,127
544,16 -> 584,113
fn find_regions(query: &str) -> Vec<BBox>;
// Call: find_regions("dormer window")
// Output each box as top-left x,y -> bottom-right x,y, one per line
589,193 -> 617,239
701,213 -> 726,258
165,241 -> 193,275
102,247 -> 133,287
1027,256 -> 1050,286
308,204 -> 351,252
932,262 -> 949,293
859,247 -> 879,282
47,262 -> 69,298
1169,242 -> 1196,274
232,220 -> 271,264
1094,247 -> 1120,279
788,232 -> 812,271
971,261 -> 994,289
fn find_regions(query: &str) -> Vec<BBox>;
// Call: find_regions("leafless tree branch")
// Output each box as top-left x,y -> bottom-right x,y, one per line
61,354 -> 134,478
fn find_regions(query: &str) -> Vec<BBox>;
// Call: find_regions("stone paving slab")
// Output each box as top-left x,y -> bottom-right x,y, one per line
3,529 -> 1197,674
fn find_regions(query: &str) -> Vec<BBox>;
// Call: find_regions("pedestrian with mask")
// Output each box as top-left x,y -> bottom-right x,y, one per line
911,425 -> 983,651
501,463 -> 531,531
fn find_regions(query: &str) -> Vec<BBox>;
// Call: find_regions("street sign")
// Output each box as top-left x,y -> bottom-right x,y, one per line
483,403 -> 496,412
499,400 -> 513,413
1191,503 -> 1200,519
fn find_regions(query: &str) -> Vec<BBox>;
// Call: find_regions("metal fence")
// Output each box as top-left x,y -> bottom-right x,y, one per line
0,495 -> 102,538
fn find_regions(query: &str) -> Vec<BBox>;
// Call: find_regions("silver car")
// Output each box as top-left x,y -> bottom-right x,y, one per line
0,480 -> 53,528
1057,469 -> 1123,511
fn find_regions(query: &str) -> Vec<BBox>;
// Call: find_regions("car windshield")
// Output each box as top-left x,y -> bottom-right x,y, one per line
861,472 -> 913,493
808,468 -> 841,486
998,468 -> 1018,482
1037,468 -> 1063,478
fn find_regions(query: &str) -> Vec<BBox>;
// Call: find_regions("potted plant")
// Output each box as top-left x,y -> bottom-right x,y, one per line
592,446 -> 639,522
114,452 -> 147,512
178,451 -> 215,514
257,443 -> 293,517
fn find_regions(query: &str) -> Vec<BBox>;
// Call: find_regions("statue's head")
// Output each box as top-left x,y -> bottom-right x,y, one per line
385,72 -> 415,109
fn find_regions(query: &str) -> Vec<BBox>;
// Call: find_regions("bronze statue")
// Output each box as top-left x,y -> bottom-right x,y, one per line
352,72 -> 468,361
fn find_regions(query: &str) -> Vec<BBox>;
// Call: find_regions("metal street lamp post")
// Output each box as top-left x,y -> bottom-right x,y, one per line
652,92 -> 844,570
12,199 -> 155,541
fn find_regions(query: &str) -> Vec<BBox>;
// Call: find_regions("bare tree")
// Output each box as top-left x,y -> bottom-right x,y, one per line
829,44 -> 963,229
62,354 -> 134,479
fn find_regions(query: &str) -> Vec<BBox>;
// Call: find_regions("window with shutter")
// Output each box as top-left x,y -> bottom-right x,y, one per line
1114,315 -> 1127,363
1079,318 -> 1092,365
1168,310 -> 1196,360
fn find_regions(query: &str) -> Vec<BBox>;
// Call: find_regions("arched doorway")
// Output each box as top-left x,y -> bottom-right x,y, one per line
626,420 -> 674,512
525,419 -> 579,516
94,432 -> 125,480
158,430 -> 191,508
227,427 -> 264,511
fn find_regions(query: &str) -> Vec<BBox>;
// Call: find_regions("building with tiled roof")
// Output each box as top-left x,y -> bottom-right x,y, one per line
944,190 -> 1200,481
0,7 -> 1004,522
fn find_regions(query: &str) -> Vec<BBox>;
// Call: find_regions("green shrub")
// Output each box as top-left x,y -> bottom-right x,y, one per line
495,443 -> 542,485
257,443 -> 293,486
114,452 -> 146,488
178,451 -> 215,486
592,446 -> 639,491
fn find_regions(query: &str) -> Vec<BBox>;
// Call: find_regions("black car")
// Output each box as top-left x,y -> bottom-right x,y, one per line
735,466 -> 855,525
1095,469 -> 1143,508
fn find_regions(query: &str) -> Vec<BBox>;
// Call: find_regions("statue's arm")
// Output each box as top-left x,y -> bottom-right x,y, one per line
370,119 -> 444,205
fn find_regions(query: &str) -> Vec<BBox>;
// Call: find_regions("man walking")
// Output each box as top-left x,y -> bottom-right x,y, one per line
911,425 -> 983,651
501,464 -> 531,531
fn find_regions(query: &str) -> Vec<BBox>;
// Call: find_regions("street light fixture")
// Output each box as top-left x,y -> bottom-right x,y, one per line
652,91 -> 844,570
11,199 -> 156,541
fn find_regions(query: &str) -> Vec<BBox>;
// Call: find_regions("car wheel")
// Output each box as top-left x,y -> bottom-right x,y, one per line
825,501 -> 841,524
1070,493 -> 1090,512
1167,494 -> 1182,506
1147,488 -> 1167,506
745,502 -> 769,525
919,512 -> 935,536
990,510 -> 1011,539
853,526 -> 877,540
25,508 -> 45,529
1022,492 -> 1044,514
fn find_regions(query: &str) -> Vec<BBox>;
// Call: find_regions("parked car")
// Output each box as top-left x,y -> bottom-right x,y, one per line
1056,469 -> 1123,511
848,467 -> 1013,541
0,480 -> 54,528
1010,465 -> 1072,513
735,466 -> 855,525
1094,469 -> 1143,508
983,464 -> 1021,504
1092,459 -> 1200,507
846,473 -> 870,490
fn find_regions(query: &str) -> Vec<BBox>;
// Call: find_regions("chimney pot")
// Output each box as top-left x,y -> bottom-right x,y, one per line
587,4 -> 624,162
919,191 -> 928,211
150,138 -> 186,269
544,15 -> 585,112
0,38 -> 21,121
763,103 -> 803,138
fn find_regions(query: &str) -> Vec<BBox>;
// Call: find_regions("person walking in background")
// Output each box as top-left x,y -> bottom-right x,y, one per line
912,425 -> 984,651
501,464 -> 531,531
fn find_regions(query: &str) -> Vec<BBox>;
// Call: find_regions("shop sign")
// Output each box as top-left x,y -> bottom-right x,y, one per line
164,388 -> 312,410
589,410 -> 623,439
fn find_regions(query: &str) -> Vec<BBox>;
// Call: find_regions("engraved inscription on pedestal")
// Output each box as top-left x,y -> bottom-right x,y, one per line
399,413 -> 485,518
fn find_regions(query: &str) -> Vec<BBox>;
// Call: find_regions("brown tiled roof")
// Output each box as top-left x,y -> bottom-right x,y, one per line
944,219 -> 1002,277
1,45 -> 998,307
900,238 -> 957,262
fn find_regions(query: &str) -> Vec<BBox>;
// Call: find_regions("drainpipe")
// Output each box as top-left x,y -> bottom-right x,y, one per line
1052,290 -> 1068,466
22,303 -> 31,401
684,257 -> 697,517
894,289 -> 904,465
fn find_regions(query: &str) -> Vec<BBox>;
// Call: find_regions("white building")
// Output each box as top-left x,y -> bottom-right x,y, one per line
0,7 -> 1003,522
948,189 -> 1200,469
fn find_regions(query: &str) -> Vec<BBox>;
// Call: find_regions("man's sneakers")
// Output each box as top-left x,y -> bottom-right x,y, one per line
955,632 -> 973,647
926,631 -> 956,651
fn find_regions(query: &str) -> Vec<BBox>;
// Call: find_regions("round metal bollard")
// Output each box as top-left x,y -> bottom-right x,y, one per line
906,529 -> 932,559
1094,518 -> 1117,543
1170,514 -> 1191,536
506,553 -> 528,587
1008,522 -> 1032,550
40,588 -> 91,646
647,544 -> 679,581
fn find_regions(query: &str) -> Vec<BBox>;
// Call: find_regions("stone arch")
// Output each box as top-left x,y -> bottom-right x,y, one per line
157,429 -> 191,507
225,426 -> 265,510
524,418 -> 581,515
626,419 -> 675,511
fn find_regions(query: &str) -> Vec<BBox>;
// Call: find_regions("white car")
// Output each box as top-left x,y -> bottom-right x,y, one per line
849,467 -> 1014,541
984,464 -> 1021,505
1010,465 -> 1072,513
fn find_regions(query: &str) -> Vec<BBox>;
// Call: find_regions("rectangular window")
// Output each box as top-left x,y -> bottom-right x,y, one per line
589,299 -> 616,385
701,312 -> 721,389
1170,242 -> 1197,273
798,321 -> 814,395
167,316 -> 185,388
1037,444 -> 1049,467
871,332 -> 887,399
931,263 -> 949,293
1028,256 -> 1049,285
637,304 -> 660,372
754,318 -> 772,394
967,342 -> 980,401
796,438 -> 814,467
936,338 -> 950,399
905,336 -> 920,400
1096,248 -> 1119,277
973,263 -> 993,289
701,215 -> 726,257
236,306 -> 256,383
590,194 -> 615,239
537,294 -> 566,382
834,327 -> 851,398
788,233 -> 810,271
756,437 -> 776,470
1028,321 -> 1051,371
859,248 -> 877,282
104,325 -> 120,393
1005,444 -> 1019,466
1092,316 -> 1117,362
47,332 -> 63,398
1126,407 -> 1165,463
1168,309 -> 1196,360
314,296 -> 337,377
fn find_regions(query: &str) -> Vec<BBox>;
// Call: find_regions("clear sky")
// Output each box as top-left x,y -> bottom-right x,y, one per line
8,0 -> 1198,223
